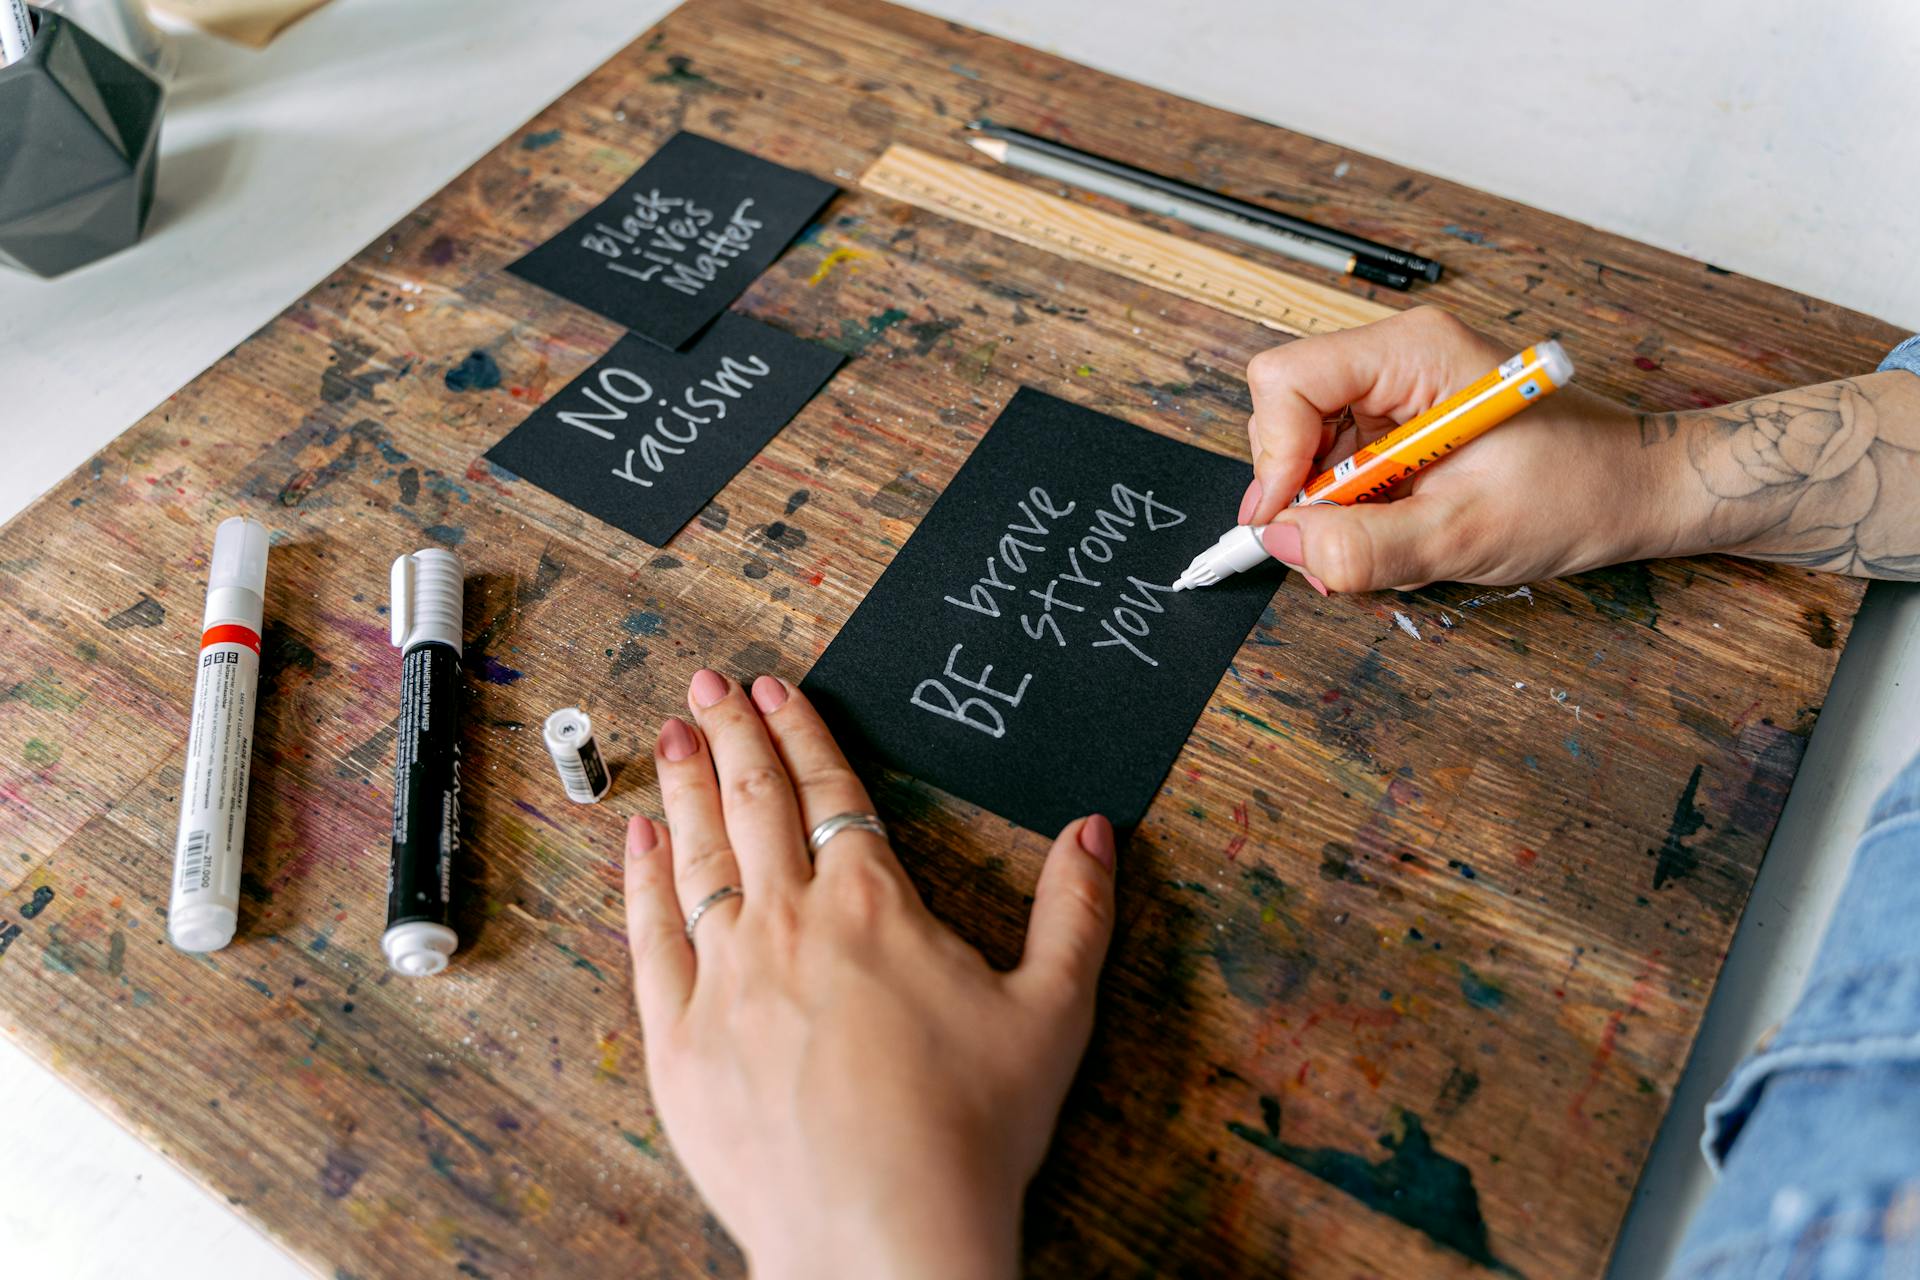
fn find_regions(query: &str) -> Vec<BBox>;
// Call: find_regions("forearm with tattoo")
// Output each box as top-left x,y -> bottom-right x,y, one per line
1637,370 -> 1920,580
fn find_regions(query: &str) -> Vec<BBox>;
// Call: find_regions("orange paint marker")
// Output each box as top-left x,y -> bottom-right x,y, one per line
1171,339 -> 1575,590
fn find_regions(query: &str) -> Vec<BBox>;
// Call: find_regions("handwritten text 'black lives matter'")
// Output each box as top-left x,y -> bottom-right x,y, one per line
581,189 -> 764,297
555,351 -> 772,488
913,483 -> 1189,738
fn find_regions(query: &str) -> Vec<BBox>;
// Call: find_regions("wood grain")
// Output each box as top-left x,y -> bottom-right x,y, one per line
0,1 -> 1900,1276
861,143 -> 1399,334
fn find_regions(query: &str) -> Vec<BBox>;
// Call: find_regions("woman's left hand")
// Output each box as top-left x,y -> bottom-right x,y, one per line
622,668 -> 1118,1280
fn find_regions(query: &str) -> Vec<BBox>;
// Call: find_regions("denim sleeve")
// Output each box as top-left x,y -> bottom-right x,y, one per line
1668,745 -> 1920,1278
1881,335 -> 1920,377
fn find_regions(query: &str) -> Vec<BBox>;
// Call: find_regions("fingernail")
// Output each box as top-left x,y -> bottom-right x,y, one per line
1078,814 -> 1116,871
1259,476 -> 1282,512
627,814 -> 656,855
690,668 -> 728,709
1304,572 -> 1330,597
659,717 -> 696,762
750,675 -> 789,713
1236,477 -> 1261,524
1261,522 -> 1305,567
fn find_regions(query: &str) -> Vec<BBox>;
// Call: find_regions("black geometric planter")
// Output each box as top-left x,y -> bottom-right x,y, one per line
0,6 -> 163,277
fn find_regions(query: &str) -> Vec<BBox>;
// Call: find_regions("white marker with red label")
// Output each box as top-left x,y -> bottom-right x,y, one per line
168,516 -> 270,952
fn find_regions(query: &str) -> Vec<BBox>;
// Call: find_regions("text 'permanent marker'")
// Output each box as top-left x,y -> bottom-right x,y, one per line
384,548 -> 465,977
1172,340 -> 1575,590
169,516 -> 269,952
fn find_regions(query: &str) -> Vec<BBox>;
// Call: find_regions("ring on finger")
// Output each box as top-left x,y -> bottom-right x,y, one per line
683,884 -> 743,941
807,811 -> 887,855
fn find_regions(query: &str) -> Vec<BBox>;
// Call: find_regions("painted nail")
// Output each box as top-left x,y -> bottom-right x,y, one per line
1261,522 -> 1305,567
1236,477 -> 1262,524
689,668 -> 728,709
1304,572 -> 1330,597
659,717 -> 696,762
1078,814 -> 1116,871
750,675 -> 789,713
627,814 -> 656,855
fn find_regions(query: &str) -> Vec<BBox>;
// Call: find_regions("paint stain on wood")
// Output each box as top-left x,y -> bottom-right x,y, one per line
1230,1102 -> 1519,1275
445,351 -> 503,393
104,594 -> 166,629
1651,765 -> 1708,889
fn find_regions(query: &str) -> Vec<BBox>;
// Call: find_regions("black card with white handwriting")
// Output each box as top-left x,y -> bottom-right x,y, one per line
484,313 -> 842,546
508,132 -> 837,350
803,388 -> 1283,835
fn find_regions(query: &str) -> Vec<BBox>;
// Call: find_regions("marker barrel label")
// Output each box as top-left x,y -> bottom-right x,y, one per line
387,642 -> 462,929
172,629 -> 260,907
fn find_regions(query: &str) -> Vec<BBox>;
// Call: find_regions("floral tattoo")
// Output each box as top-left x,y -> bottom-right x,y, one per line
1640,376 -> 1920,580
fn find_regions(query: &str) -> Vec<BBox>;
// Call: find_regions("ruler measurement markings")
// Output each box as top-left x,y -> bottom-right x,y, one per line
860,147 -> 1398,338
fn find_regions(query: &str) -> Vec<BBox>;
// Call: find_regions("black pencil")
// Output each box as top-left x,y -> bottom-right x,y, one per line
968,120 -> 1443,284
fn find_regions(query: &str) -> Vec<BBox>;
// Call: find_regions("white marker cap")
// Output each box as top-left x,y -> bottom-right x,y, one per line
1536,339 -> 1575,388
389,548 -> 464,655
382,920 -> 458,977
169,903 -> 236,953
543,706 -> 611,803
203,516 -> 269,632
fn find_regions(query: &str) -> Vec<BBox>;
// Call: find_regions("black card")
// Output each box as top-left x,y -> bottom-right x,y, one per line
484,313 -> 843,546
508,132 -> 837,350
803,388 -> 1283,835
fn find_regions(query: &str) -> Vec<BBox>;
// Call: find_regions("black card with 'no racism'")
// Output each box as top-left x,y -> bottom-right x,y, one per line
508,132 -> 837,350
485,312 -> 843,546
803,388 -> 1284,835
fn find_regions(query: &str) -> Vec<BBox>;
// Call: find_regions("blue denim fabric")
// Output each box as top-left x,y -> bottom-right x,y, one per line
1669,750 -> 1920,1278
1882,335 -> 1920,378
1665,342 -> 1920,1280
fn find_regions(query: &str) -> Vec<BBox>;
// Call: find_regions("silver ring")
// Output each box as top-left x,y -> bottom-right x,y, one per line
683,885 -> 743,941
807,811 -> 887,854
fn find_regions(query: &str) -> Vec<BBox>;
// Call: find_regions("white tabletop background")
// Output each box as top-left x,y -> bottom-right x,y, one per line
2,1 -> 1917,1276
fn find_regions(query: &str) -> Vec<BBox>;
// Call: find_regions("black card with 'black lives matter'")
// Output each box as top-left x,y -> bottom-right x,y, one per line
803,388 -> 1284,836
485,312 -> 842,546
507,132 -> 837,350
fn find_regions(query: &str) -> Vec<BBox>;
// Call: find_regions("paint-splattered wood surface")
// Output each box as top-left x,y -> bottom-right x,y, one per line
0,1 -> 1899,1276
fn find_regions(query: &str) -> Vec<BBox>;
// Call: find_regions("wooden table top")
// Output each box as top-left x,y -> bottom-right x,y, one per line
0,1 -> 1901,1276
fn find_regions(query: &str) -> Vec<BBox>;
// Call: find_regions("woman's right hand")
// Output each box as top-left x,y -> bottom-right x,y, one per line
1239,307 -> 1694,593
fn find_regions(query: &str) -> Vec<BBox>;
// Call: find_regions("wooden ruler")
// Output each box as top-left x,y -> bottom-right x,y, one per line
859,144 -> 1399,338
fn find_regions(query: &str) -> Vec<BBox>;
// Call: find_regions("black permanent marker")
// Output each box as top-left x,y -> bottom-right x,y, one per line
383,548 -> 464,977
